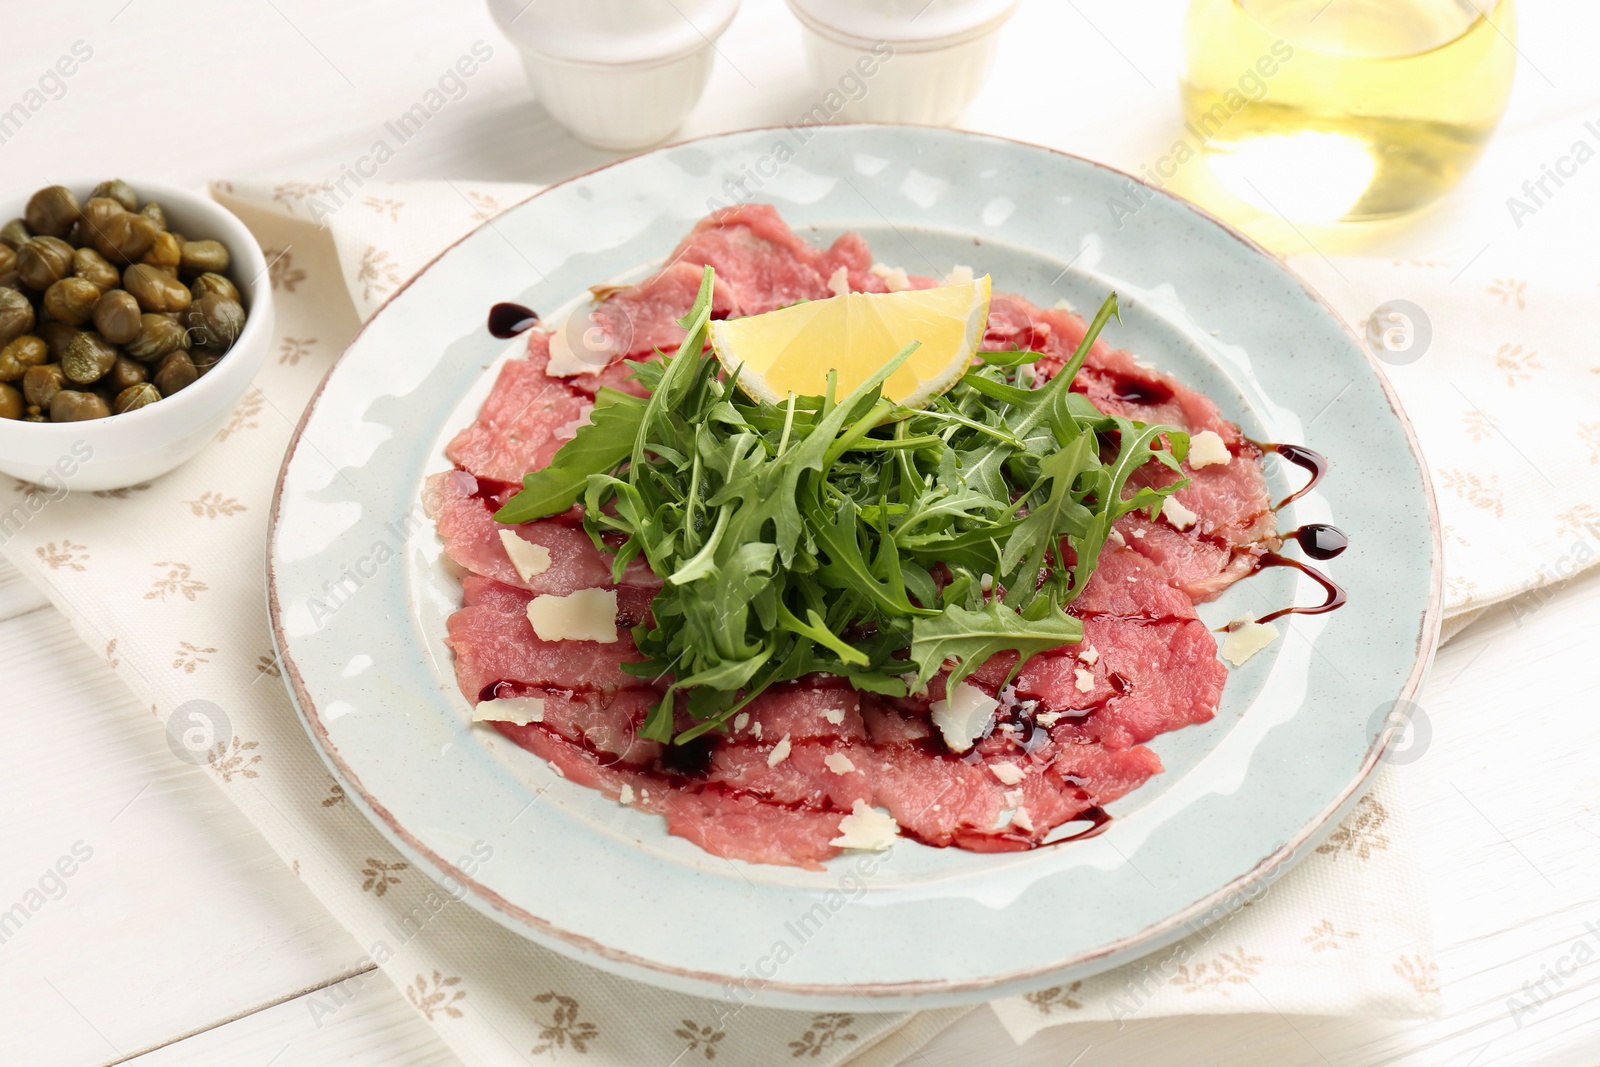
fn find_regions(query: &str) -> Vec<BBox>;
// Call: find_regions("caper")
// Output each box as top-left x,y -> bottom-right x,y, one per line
191,346 -> 227,374
37,321 -> 79,361
16,236 -> 74,291
123,263 -> 192,313
50,389 -> 110,422
92,289 -> 142,344
183,293 -> 245,352
90,179 -> 139,213
96,211 -> 158,266
125,313 -> 189,361
152,350 -> 198,395
189,272 -> 240,303
22,363 -> 66,408
106,355 -> 147,393
43,277 -> 102,326
61,331 -> 117,385
71,247 -> 120,291
0,271 -> 19,291
0,335 -> 48,381
24,186 -> 82,239
0,287 -> 35,347
0,382 -> 22,420
140,231 -> 182,270
78,197 -> 123,251
138,202 -> 167,230
0,245 -> 14,277
178,239 -> 231,278
113,382 -> 161,414
0,219 -> 29,250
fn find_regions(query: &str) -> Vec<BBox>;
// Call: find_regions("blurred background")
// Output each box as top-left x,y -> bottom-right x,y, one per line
2,0 -> 1582,260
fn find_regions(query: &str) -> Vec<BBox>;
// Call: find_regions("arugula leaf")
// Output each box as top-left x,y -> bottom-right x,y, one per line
910,599 -> 1083,690
493,389 -> 647,523
1068,417 -> 1190,602
999,431 -> 1096,601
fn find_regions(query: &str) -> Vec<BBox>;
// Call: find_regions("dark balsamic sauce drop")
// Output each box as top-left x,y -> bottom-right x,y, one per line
488,302 -> 540,339
1251,553 -> 1348,623
1255,442 -> 1329,511
1289,523 -> 1348,560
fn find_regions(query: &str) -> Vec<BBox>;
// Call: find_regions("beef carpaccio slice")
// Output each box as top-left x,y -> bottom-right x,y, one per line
426,205 -> 1275,869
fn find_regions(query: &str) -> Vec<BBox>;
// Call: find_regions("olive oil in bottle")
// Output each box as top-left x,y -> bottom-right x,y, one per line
1180,0 -> 1517,222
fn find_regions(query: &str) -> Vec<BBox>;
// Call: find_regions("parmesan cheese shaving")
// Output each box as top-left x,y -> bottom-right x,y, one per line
989,762 -> 1025,785
830,800 -> 898,850
1188,430 -> 1232,468
930,681 -> 999,753
545,321 -> 608,377
868,262 -> 911,292
471,696 -> 545,725
525,588 -> 618,643
1162,495 -> 1199,531
497,529 -> 552,582
824,752 -> 856,775
1221,617 -> 1279,666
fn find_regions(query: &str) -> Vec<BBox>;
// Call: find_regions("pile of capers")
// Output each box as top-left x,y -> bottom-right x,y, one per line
0,180 -> 248,423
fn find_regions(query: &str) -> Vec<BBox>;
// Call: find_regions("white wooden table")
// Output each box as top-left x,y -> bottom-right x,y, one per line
4,1 -> 1600,1064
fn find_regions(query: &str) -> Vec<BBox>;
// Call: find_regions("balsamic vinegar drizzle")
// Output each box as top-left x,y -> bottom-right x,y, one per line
1257,441 -> 1329,511
487,302 -> 540,339
1252,552 -> 1348,624
1228,442 -> 1348,625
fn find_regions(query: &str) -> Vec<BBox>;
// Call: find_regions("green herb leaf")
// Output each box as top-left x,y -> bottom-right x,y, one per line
493,389 -> 648,523
910,599 -> 1084,690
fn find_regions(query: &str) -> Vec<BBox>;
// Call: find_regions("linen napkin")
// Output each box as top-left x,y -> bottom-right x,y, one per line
1284,254 -> 1600,640
8,172 -> 1564,1062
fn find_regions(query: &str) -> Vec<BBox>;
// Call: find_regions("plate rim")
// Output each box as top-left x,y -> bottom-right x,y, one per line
266,122 -> 1444,1002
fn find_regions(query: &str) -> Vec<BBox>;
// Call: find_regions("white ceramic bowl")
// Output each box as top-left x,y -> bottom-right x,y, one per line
787,0 -> 1019,126
0,179 -> 273,491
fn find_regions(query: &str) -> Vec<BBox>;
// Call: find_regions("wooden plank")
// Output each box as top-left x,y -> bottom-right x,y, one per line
0,557 -> 48,622
127,979 -> 458,1067
0,610 -> 372,1066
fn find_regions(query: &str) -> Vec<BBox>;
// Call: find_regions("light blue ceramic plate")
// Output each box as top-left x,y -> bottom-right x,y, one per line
267,125 -> 1441,1010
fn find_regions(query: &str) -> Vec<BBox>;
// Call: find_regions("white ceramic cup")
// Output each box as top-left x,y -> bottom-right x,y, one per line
0,179 -> 274,492
514,48 -> 721,152
786,0 -> 1020,126
488,0 -> 740,152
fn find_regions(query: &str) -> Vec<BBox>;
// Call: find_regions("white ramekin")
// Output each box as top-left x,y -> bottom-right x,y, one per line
785,0 -> 1020,126
0,179 -> 273,492
487,0 -> 741,152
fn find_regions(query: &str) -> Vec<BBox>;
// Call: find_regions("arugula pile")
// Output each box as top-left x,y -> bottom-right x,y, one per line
495,268 -> 1190,743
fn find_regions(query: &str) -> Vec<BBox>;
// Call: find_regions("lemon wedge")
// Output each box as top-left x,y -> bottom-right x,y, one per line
707,275 -> 992,408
